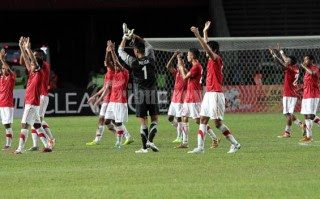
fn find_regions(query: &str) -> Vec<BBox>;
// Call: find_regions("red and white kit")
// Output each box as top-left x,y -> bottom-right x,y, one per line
200,56 -> 225,120
105,69 -> 129,123
22,69 -> 43,125
282,65 -> 299,114
0,73 -> 16,124
301,65 -> 320,115
181,62 -> 202,119
168,69 -> 187,118
99,69 -> 114,117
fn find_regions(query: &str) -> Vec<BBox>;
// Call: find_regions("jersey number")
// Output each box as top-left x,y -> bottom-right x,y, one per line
293,74 -> 299,86
142,65 -> 148,79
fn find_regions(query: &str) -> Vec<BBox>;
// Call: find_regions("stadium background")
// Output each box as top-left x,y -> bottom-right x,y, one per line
1,0 -> 320,117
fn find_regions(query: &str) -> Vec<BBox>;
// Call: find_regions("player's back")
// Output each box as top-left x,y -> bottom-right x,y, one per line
41,61 -> 50,96
132,56 -> 156,89
0,73 -> 16,107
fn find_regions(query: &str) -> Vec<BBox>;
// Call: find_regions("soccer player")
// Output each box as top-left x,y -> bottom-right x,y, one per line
176,48 -> 219,149
118,27 -> 159,153
188,22 -> 240,154
87,43 -> 133,146
165,51 -> 187,143
299,55 -> 320,142
0,49 -> 15,151
86,44 -> 117,145
268,46 -> 305,138
12,37 -> 51,154
29,48 -> 56,151
97,40 -> 130,148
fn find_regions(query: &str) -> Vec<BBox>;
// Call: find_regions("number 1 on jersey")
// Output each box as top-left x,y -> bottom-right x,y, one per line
142,65 -> 148,79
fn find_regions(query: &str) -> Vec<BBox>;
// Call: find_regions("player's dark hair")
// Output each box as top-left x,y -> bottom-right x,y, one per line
188,48 -> 200,59
133,41 -> 145,54
34,48 -> 46,61
36,57 -> 43,67
34,48 -> 45,57
207,41 -> 220,54
288,56 -> 297,65
305,54 -> 316,63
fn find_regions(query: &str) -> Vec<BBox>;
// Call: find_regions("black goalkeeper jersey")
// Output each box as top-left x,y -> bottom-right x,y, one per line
132,55 -> 156,89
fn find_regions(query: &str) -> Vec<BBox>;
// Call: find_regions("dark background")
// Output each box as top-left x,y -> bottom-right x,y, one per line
1,0 -> 320,88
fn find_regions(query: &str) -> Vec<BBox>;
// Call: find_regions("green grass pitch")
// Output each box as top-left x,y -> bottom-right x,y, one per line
1,113 -> 320,198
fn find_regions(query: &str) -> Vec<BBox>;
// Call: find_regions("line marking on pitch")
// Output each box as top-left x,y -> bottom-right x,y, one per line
298,141 -> 320,147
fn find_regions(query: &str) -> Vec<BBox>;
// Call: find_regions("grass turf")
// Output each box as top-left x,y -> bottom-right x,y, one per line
0,113 -> 320,198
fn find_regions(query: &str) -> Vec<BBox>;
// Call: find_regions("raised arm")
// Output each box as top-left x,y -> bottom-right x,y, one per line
191,26 -> 218,60
165,51 -> 180,73
19,37 -> 31,72
177,57 -> 191,80
275,43 -> 288,62
203,21 -> 211,43
108,40 -> 124,71
118,37 -> 136,67
132,33 -> 155,60
0,49 -> 14,75
268,48 -> 286,70
24,37 -> 40,71
300,63 -> 315,75
104,44 -> 113,68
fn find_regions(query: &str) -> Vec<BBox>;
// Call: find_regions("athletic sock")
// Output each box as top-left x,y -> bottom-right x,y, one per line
293,118 -> 303,128
207,125 -> 217,141
123,125 -> 131,139
31,127 -> 39,147
140,125 -> 148,149
94,125 -> 105,142
42,121 -> 54,140
177,122 -> 183,139
36,127 -> 50,148
148,122 -> 158,143
5,128 -> 13,147
198,124 -> 207,149
17,129 -> 28,151
313,116 -> 320,127
219,124 -> 238,145
116,125 -> 124,145
106,123 -> 116,134
182,122 -> 189,144
285,125 -> 291,134
305,119 -> 313,138
170,120 -> 178,127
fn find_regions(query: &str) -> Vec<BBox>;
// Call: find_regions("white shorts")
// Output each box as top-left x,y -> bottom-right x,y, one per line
21,104 -> 41,125
200,92 -> 225,120
181,102 -> 201,119
283,97 -> 297,114
168,102 -> 183,118
105,102 -> 128,123
39,95 -> 49,118
99,102 -> 109,117
301,98 -> 320,115
0,107 -> 14,124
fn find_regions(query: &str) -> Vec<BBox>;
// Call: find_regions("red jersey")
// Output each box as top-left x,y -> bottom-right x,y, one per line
185,62 -> 202,103
103,70 -> 115,103
0,73 -> 16,107
171,69 -> 187,103
303,65 -> 320,99
25,69 -> 43,106
206,56 -> 223,92
283,65 -> 299,97
41,61 -> 50,96
110,69 -> 129,103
